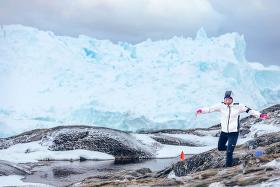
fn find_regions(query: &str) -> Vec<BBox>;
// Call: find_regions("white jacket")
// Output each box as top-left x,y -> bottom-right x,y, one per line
201,103 -> 261,133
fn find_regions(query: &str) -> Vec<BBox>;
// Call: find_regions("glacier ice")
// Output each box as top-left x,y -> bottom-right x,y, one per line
0,24 -> 279,137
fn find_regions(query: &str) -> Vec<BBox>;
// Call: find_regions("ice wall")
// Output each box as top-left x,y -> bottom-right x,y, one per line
0,25 -> 279,136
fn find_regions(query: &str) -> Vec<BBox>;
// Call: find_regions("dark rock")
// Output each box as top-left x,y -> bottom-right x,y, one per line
150,134 -> 201,146
52,167 -> 83,178
137,129 -> 194,134
79,156 -> 87,162
138,128 -> 220,137
224,175 -> 270,186
241,132 -> 280,149
172,149 -> 229,177
153,166 -> 173,178
41,126 -> 154,160
0,129 -> 49,149
265,142 -> 280,154
135,168 -> 152,175
261,104 -> 280,113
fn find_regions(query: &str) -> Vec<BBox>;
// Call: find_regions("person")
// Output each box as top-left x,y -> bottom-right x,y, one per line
195,91 -> 269,167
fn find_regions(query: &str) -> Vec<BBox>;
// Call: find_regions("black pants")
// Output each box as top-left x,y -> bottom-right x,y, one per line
218,131 -> 239,167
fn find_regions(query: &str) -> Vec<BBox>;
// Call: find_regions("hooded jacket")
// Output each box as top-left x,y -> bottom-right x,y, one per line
201,103 -> 261,133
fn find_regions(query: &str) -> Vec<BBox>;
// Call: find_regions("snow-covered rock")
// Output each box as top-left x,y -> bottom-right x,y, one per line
0,126 -> 154,162
42,126 -> 154,160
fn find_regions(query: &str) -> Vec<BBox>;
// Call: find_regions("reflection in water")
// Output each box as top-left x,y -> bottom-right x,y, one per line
23,157 -> 183,186
114,158 -> 150,165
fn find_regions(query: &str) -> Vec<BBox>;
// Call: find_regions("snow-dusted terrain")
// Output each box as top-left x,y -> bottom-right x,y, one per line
0,133 -> 215,163
1,104 -> 279,163
0,104 -> 279,186
1,122 -> 279,164
0,25 -> 280,137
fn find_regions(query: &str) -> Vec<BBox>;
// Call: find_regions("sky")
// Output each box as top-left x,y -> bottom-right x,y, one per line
0,0 -> 279,66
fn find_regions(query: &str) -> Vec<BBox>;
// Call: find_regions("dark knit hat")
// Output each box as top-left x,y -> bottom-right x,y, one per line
224,90 -> 233,99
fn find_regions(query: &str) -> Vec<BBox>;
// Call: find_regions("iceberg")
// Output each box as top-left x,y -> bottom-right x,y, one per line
0,24 -> 279,136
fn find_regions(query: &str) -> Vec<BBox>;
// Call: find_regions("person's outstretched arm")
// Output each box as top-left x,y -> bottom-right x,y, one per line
238,104 -> 269,119
196,103 -> 222,116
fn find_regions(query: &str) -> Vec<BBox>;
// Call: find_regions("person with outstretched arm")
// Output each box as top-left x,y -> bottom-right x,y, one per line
195,91 -> 269,167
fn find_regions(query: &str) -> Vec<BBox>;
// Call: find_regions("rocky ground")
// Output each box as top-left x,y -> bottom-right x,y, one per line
71,132 -> 280,186
72,104 -> 280,186
0,104 -> 280,186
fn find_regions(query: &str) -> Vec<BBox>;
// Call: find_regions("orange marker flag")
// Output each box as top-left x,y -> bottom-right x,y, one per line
180,151 -> 185,160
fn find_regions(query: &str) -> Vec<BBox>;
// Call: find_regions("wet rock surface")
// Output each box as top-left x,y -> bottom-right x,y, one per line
52,167 -> 84,178
0,160 -> 31,176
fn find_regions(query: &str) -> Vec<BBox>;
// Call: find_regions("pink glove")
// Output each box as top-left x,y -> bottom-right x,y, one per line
260,113 -> 269,119
196,109 -> 203,116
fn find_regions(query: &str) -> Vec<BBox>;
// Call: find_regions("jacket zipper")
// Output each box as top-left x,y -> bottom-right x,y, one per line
227,106 -> 231,133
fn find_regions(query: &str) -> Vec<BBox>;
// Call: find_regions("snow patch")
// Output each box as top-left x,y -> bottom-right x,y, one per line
0,141 -> 114,163
265,159 -> 280,169
0,175 -> 53,187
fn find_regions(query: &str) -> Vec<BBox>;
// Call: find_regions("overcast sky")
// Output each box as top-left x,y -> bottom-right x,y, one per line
0,0 -> 279,65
